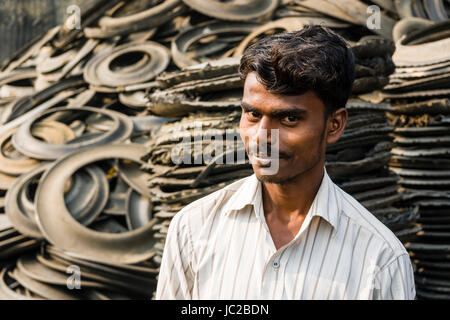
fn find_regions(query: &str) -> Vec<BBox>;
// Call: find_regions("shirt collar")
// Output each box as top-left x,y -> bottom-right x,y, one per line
223,167 -> 341,232
222,173 -> 260,214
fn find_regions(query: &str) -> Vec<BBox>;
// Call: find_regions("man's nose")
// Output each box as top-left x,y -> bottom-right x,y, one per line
255,116 -> 273,145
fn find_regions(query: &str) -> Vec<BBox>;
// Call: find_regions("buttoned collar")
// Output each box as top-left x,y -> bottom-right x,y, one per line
223,167 -> 341,232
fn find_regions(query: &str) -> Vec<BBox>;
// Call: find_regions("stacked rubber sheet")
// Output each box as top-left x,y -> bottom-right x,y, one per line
327,100 -> 420,240
384,20 -> 450,99
0,243 -> 157,300
143,60 -> 251,256
383,20 -> 450,300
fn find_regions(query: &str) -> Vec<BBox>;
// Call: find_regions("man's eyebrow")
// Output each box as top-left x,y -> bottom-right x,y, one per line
241,102 -> 307,117
241,102 -> 259,113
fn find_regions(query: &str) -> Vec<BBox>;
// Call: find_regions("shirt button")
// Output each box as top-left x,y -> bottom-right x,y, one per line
272,260 -> 280,269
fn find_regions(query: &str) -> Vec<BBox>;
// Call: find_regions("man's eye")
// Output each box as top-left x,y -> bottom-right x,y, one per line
282,115 -> 299,123
247,111 -> 260,120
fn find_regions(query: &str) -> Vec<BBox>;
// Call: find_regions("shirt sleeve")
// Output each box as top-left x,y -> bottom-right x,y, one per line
373,253 -> 416,300
155,212 -> 195,300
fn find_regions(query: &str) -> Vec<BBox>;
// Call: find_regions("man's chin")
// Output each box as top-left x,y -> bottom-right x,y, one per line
254,169 -> 288,184
256,175 -> 284,184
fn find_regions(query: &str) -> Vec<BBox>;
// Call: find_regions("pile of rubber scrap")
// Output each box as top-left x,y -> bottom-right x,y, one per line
0,243 -> 157,300
0,0 -> 185,300
0,26 -> 171,298
0,113 -> 168,299
0,27 -> 172,295
141,109 -> 252,244
382,19 -> 450,300
326,99 -> 420,241
326,33 -> 419,241
142,59 -> 252,254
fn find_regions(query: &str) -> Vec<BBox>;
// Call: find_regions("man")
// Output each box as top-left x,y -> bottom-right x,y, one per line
156,25 -> 415,300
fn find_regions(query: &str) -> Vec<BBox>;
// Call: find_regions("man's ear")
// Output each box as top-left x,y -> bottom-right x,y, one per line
326,108 -> 348,144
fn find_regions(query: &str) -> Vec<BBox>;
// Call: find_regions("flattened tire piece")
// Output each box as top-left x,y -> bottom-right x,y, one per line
99,0 -> 182,30
12,107 -> 133,160
0,128 -> 40,176
392,17 -> 435,43
17,254 -> 111,289
5,163 -> 51,239
125,189 -> 153,231
423,0 -> 449,21
172,21 -> 258,69
181,0 -> 278,21
0,267 -> 42,300
5,163 -> 109,239
12,267 -> 81,300
233,17 -> 350,57
395,0 -> 415,18
5,77 -> 85,122
84,41 -> 170,87
393,36 -> 450,67
35,144 -> 159,265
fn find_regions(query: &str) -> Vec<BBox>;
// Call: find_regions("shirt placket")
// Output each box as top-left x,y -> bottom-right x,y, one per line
253,182 -> 317,299
259,211 -> 316,299
261,247 -> 288,299
257,221 -> 294,298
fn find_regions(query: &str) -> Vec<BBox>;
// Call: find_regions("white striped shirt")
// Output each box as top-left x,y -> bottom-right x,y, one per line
155,168 -> 416,300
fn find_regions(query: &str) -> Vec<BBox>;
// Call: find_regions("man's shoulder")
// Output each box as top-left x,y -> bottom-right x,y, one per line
335,184 -> 408,258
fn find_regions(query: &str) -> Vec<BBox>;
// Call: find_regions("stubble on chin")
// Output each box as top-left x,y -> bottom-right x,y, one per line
254,168 -> 298,185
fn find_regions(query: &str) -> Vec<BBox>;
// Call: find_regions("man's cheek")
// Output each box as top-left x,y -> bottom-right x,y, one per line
239,127 -> 254,147
239,130 -> 248,149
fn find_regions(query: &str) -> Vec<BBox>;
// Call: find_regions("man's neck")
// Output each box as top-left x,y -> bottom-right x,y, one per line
261,165 -> 325,224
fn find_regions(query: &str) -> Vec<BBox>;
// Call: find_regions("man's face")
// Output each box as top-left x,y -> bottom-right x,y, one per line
239,72 -> 328,184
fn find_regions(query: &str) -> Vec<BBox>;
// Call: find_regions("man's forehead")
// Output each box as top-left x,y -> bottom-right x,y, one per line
242,74 -> 323,114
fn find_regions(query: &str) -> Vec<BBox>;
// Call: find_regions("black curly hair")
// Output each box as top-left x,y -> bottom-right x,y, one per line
239,25 -> 355,118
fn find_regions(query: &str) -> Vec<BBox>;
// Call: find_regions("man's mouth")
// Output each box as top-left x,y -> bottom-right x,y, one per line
248,153 -> 288,166
250,154 -> 272,166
